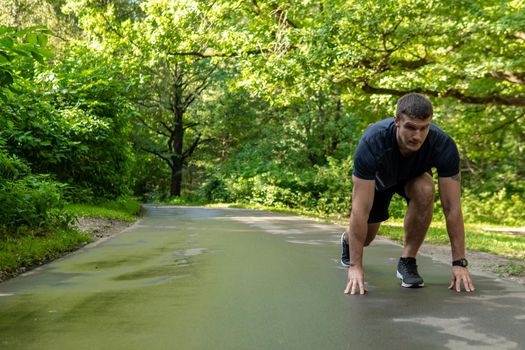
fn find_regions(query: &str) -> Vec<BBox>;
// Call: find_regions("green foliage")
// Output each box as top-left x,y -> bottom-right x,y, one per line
0,146 -> 30,180
0,148 -> 74,236
462,189 -> 525,226
0,0 -> 524,280
132,152 -> 172,202
0,25 -> 52,91
199,155 -> 353,216
1,1 -> 524,229
0,25 -> 75,237
0,173 -> 73,235
0,46 -> 134,199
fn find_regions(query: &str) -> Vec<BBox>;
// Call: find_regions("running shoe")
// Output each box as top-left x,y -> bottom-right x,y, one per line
396,257 -> 424,288
340,231 -> 350,267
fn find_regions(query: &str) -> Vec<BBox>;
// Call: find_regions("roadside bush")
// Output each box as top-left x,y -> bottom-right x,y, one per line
0,45 -> 134,200
461,188 -> 525,226
201,156 -> 353,216
0,146 -> 73,235
0,175 -> 73,235
0,148 -> 30,181
199,176 -> 232,202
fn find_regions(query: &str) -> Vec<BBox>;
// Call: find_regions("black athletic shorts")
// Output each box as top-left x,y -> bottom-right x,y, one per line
367,170 -> 433,223
367,182 -> 409,224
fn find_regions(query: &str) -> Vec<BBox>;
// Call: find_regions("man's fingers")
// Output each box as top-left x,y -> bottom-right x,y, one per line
456,278 -> 461,293
344,280 -> 355,294
344,279 -> 367,295
344,281 -> 351,294
463,276 -> 475,292
468,279 -> 476,292
449,272 -> 476,292
359,281 -> 367,295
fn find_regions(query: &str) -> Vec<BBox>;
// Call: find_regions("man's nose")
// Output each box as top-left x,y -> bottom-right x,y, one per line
413,130 -> 423,141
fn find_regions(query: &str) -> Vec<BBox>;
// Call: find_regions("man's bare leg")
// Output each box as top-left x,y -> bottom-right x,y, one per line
364,223 -> 381,247
344,222 -> 380,246
402,173 -> 435,257
341,223 -> 381,267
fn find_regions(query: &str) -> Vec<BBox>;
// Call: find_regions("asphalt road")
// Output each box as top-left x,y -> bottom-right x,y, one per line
1,206 -> 524,349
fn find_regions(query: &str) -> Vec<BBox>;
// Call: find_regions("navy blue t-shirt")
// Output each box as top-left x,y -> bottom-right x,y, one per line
353,118 -> 460,191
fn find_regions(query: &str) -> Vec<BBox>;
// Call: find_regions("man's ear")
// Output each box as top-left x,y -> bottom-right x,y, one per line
393,116 -> 400,127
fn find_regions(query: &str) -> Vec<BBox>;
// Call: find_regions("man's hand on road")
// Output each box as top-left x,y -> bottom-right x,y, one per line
449,266 -> 475,292
344,266 -> 367,295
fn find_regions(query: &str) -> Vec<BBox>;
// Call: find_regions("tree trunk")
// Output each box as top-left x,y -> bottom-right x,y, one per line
170,97 -> 185,197
170,161 -> 183,197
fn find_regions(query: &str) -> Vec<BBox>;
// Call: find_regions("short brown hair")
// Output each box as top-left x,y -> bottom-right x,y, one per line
396,93 -> 433,120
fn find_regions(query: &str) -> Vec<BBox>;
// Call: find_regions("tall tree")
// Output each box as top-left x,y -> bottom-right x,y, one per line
64,0 -> 275,197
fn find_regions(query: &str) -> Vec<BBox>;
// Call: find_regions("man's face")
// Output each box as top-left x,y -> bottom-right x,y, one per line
394,114 -> 432,155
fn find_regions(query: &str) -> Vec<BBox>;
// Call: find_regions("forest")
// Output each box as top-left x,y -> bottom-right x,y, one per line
0,0 -> 524,247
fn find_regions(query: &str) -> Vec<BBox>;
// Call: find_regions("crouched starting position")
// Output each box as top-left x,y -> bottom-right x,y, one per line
342,93 -> 475,295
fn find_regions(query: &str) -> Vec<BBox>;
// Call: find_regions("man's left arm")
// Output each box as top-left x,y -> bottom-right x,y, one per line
438,175 -> 476,292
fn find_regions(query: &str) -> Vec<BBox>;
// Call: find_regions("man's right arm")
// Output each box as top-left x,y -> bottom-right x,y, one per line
344,176 -> 375,295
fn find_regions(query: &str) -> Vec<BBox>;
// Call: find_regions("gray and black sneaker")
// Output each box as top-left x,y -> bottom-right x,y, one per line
396,257 -> 425,288
340,231 -> 350,267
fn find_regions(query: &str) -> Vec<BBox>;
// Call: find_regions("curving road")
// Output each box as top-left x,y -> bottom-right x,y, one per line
1,206 -> 524,349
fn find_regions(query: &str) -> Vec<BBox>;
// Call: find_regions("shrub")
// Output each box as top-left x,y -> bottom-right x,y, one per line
0,175 -> 74,235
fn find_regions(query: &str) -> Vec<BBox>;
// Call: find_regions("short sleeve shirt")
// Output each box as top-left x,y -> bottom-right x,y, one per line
353,118 -> 460,191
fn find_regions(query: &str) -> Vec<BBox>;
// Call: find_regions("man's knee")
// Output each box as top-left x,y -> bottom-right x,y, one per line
419,181 -> 435,204
407,175 -> 435,205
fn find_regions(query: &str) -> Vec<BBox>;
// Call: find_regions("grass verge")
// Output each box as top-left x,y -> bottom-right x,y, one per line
64,198 -> 142,222
379,224 -> 525,261
0,198 -> 142,282
0,229 -> 91,281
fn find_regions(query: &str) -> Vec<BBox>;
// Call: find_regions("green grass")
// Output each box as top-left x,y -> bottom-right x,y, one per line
0,229 -> 91,280
0,198 -> 142,282
162,197 -> 209,206
64,198 -> 142,222
493,262 -> 525,276
380,223 -> 525,261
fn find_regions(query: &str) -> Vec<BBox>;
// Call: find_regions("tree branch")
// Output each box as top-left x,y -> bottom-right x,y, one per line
182,134 -> 202,160
140,147 -> 172,167
168,46 -> 294,59
183,122 -> 199,130
485,109 -> 525,133
134,114 -> 171,137
488,71 -> 525,85
361,83 -> 525,107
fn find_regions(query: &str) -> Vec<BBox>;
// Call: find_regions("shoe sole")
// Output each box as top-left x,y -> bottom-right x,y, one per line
396,271 -> 425,288
340,232 -> 350,268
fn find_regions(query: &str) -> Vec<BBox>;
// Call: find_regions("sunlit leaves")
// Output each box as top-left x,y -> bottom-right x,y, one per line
0,25 -> 52,92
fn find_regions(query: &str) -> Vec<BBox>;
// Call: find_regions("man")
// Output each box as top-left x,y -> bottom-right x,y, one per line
341,93 -> 475,295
